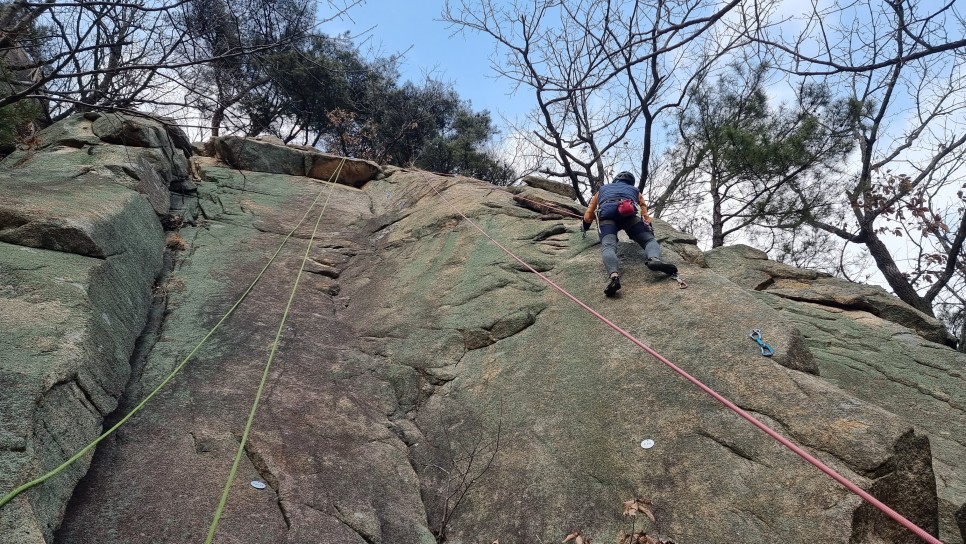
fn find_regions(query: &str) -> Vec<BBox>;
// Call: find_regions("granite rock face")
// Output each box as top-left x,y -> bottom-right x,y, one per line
705,244 -> 965,542
0,113 -> 182,542
0,129 -> 962,544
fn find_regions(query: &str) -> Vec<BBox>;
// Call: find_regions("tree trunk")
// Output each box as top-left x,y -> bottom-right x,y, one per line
210,107 -> 224,139
864,230 -> 934,316
639,109 -> 654,190
711,180 -> 724,248
710,157 -> 725,247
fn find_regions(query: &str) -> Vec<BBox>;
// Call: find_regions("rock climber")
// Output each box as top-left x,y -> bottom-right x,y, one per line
581,171 -> 677,297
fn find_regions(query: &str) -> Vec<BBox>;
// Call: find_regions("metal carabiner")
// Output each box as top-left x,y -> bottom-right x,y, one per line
749,329 -> 774,357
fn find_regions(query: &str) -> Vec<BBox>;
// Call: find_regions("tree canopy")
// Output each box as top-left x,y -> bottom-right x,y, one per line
0,0 -> 513,180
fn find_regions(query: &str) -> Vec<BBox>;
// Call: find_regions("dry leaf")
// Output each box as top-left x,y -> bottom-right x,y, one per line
637,503 -> 656,523
563,531 -> 580,543
624,498 -> 655,520
576,536 -> 585,544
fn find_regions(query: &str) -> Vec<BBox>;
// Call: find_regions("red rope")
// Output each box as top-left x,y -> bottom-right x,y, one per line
427,180 -> 943,544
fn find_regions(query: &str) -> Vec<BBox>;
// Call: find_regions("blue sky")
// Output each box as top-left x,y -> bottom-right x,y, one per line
333,2 -> 531,122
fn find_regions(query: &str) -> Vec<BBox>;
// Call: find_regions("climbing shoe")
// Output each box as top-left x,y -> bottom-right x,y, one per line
604,275 -> 621,297
645,257 -> 678,276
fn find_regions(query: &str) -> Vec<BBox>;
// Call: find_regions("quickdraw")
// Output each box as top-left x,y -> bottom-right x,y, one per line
749,329 -> 774,357
671,274 -> 688,289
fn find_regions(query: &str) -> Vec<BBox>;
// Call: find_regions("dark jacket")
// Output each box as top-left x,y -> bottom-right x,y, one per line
583,183 -> 652,224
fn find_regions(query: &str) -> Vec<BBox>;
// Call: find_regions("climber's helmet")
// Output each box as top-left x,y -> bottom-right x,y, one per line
613,171 -> 635,185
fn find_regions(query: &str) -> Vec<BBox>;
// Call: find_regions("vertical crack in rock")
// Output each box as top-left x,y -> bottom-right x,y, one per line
119,250 -> 176,411
954,503 -> 965,542
50,378 -> 102,420
242,440 -> 290,530
242,440 -> 279,490
277,500 -> 293,531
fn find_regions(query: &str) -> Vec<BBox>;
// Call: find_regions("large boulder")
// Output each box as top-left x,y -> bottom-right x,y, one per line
1,112 -> 192,218
521,175 -> 578,199
211,135 -> 382,188
1,115 -> 960,543
0,113 -> 178,542
0,242 -> 160,543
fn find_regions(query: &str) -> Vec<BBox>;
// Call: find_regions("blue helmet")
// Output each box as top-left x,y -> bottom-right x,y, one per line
613,171 -> 635,185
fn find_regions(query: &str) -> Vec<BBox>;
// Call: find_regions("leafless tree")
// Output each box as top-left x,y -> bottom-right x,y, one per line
757,0 -> 966,324
2,1 -> 192,120
0,0 -> 360,130
442,0 -> 754,205
416,405 -> 503,543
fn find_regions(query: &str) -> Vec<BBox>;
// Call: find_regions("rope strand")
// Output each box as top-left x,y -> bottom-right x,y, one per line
0,166 -> 342,512
204,158 -> 346,543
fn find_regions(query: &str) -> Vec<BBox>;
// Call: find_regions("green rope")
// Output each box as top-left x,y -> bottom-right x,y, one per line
0,166 -> 342,511
204,158 -> 346,543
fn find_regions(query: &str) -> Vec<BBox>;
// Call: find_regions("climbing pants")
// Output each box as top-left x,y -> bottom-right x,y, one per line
600,220 -> 661,276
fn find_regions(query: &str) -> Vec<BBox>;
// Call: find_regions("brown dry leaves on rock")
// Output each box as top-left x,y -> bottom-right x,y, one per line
165,233 -> 187,250
618,533 -> 656,544
622,498 -> 656,522
563,498 -> 676,544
